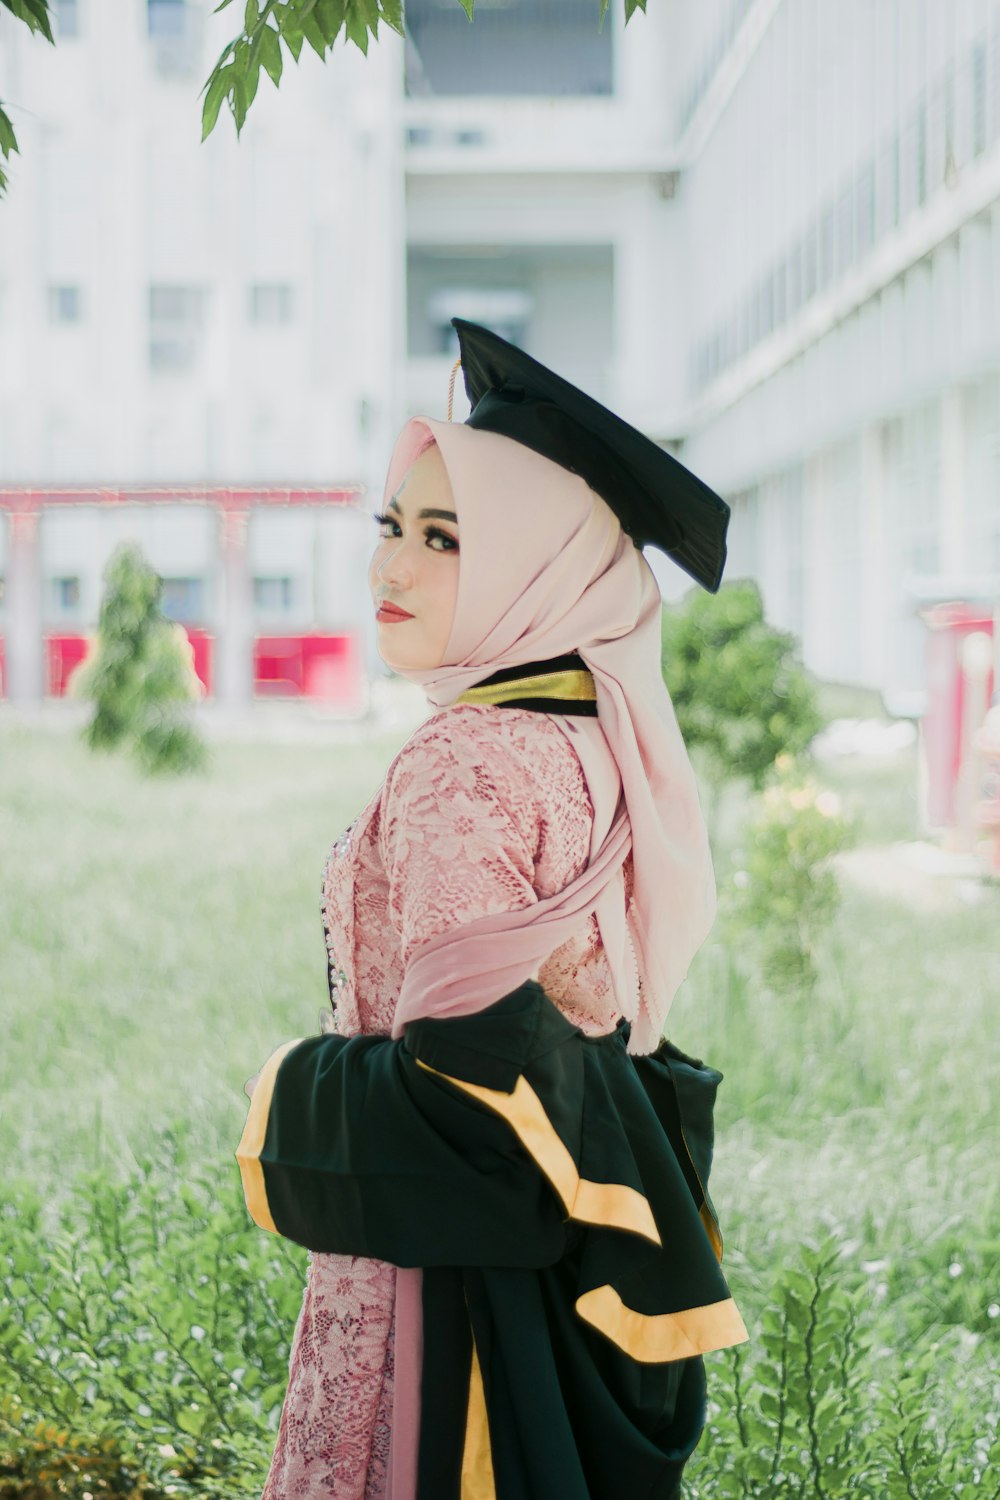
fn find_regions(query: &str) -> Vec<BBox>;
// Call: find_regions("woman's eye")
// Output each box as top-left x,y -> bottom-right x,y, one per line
426,528 -> 458,552
372,514 -> 457,552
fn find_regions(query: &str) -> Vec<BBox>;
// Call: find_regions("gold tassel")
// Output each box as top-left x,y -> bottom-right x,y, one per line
447,356 -> 463,421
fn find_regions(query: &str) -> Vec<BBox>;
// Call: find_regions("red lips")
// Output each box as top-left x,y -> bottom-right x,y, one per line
376,601 -> 414,621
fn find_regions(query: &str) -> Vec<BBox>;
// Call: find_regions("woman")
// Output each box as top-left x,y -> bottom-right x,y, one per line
238,321 -> 749,1500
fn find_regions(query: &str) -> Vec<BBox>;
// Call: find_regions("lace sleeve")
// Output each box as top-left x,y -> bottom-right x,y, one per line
378,714 -> 541,969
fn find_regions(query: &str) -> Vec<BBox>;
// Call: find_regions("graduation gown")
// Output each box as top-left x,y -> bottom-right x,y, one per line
237,978 -> 749,1500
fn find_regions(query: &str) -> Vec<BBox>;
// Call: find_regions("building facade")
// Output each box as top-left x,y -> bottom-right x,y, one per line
1,0 -> 998,708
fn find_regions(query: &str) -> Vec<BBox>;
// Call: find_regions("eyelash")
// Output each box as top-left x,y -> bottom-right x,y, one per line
371,513 -> 459,552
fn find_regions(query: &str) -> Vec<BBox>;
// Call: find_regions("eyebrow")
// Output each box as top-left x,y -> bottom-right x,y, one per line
387,493 -> 458,524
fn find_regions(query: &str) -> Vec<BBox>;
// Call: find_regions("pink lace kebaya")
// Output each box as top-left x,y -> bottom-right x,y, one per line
260,702 -> 632,1500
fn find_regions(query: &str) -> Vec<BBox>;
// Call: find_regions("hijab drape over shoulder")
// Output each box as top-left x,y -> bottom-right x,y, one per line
384,415 -> 718,1056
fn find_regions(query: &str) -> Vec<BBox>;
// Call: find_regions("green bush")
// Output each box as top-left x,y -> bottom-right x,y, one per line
69,543 -> 207,777
686,1231 -> 1000,1499
0,1131 -> 305,1498
661,579 -> 823,797
722,753 -> 861,997
3,1156 -> 997,1500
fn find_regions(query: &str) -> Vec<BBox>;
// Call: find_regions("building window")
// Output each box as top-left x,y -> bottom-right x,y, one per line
914,101 -> 928,209
404,0 -> 612,98
253,576 -> 294,612
160,576 -> 204,622
773,265 -> 785,333
971,41 -> 988,157
55,0 -> 80,38
855,162 -> 875,259
147,0 -> 199,77
426,288 -> 532,356
836,186 -> 855,278
801,225 -> 818,303
149,285 -> 205,373
147,0 -> 185,37
249,284 -> 294,326
49,285 -> 83,324
818,206 -> 836,291
785,241 -> 802,320
50,576 -> 82,613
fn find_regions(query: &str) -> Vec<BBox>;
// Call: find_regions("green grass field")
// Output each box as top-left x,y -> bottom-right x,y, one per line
1,706 -> 997,1494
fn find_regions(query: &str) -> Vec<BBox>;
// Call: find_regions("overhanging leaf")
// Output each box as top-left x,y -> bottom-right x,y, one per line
200,65 -> 234,141
244,56 -> 262,111
301,10 -> 328,57
314,0 -> 346,45
3,0 -> 55,43
232,70 -> 248,133
281,24 -> 304,61
344,1 -> 370,52
260,24 -> 283,85
380,0 -> 404,36
0,105 -> 19,157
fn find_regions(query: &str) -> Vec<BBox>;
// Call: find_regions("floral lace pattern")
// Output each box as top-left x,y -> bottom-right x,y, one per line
261,1253 -> 396,1500
262,705 -> 632,1497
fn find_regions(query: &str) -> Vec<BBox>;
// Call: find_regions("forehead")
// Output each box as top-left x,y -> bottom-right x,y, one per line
389,444 -> 457,519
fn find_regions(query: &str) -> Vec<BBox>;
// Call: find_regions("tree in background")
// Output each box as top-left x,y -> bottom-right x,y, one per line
70,542 -> 207,776
661,577 -> 823,810
661,578 -> 858,998
0,0 -> 649,194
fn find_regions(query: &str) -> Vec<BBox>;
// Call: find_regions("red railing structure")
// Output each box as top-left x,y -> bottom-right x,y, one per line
0,483 -> 367,709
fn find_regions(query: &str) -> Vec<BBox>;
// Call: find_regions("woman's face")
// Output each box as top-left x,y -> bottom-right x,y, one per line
368,442 -> 460,671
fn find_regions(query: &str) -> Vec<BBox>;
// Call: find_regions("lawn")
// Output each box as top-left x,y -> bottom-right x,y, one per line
1,705 -> 997,1496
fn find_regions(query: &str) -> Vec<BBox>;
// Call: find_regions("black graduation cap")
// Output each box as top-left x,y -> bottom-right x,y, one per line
453,317 -> 730,594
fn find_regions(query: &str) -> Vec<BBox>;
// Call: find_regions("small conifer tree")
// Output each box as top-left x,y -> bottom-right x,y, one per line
70,542 -> 207,775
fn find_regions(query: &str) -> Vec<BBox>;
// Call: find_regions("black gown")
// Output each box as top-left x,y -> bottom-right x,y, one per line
236,657 -> 749,1500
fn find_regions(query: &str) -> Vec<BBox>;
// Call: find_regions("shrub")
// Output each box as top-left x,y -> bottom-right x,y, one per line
660,579 -> 823,797
723,753 -> 860,997
69,543 -> 207,776
0,1134 -> 304,1498
686,1231 -> 999,1499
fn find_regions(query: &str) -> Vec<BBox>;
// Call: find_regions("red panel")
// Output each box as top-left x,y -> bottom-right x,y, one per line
183,627 -> 213,696
920,604 -> 994,828
45,633 -> 90,696
254,633 -> 364,708
254,636 -> 305,695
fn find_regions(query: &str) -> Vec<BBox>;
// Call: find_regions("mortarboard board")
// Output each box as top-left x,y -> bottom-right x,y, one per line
452,317 -> 730,594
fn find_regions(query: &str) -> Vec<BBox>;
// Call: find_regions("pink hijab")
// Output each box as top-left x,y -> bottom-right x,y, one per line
384,413 -> 718,1053
381,414 -> 718,1500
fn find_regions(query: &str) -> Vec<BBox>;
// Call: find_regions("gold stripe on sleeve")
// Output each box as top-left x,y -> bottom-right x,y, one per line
416,1062 -> 661,1246
457,669 -> 597,707
235,1038 -> 307,1235
576,1285 -> 750,1363
461,1335 -> 496,1500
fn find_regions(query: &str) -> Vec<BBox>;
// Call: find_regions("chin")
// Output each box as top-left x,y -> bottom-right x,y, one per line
377,642 -> 444,673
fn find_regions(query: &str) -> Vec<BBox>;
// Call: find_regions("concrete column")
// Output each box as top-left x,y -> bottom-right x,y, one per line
215,507 -> 253,706
859,421 -> 888,688
939,386 -> 966,576
5,509 -> 43,703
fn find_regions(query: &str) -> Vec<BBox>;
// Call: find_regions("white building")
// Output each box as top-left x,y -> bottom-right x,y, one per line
1,0 -> 998,711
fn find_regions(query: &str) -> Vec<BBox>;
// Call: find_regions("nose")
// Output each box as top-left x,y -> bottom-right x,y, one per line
376,540 -> 413,589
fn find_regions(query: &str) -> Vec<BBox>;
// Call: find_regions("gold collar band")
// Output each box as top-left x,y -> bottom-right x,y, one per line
457,668 -> 597,708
